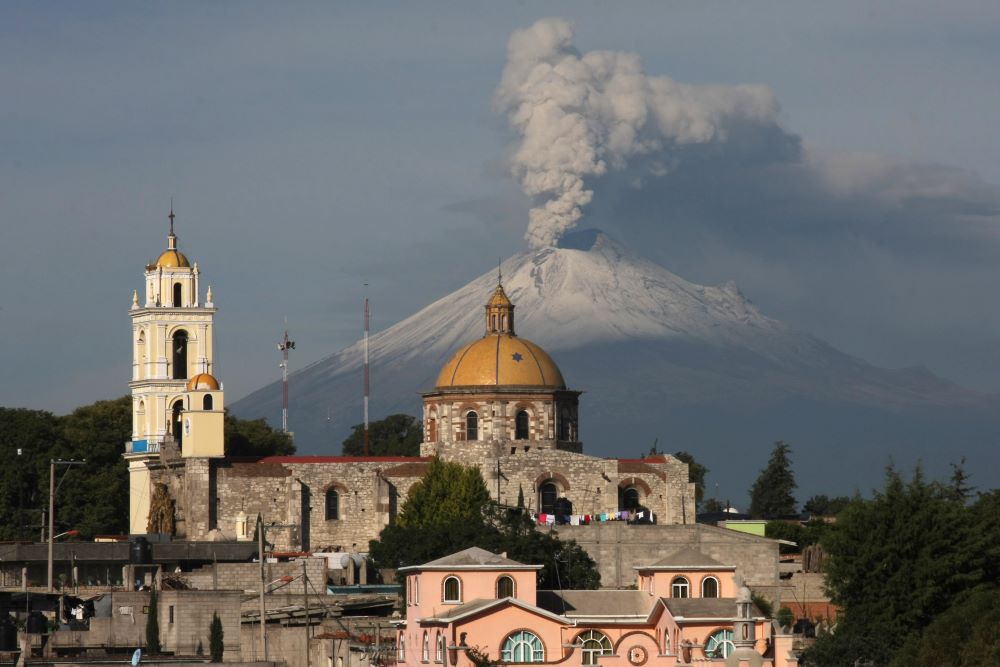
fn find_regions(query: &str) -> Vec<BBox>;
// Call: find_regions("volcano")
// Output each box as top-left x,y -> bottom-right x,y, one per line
232,230 -> 1000,499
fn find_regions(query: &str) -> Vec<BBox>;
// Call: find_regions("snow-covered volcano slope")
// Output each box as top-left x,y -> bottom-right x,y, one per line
233,229 -> 1000,496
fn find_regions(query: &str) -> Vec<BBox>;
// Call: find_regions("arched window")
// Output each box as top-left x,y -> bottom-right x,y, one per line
496,575 -> 515,599
539,482 -> 558,515
422,632 -> 429,662
435,633 -> 445,663
203,394 -> 213,411
465,411 -> 478,441
172,330 -> 189,379
671,576 -> 690,598
515,410 -> 529,440
427,417 -> 437,442
170,400 -> 184,446
620,487 -> 641,511
704,629 -> 735,659
558,409 -> 570,440
442,576 -> 461,603
325,489 -> 340,520
702,576 -> 719,598
663,632 -> 670,655
136,330 -> 146,380
173,282 -> 183,307
501,631 -> 544,663
577,630 -> 612,665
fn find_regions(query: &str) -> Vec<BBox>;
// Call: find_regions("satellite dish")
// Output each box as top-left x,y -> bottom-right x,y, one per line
131,648 -> 142,666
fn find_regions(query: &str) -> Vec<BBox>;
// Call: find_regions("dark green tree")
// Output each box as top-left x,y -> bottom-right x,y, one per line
146,587 -> 161,654
804,467 -> 996,666
369,460 -> 600,589
341,414 -> 422,456
748,441 -> 797,517
701,498 -> 724,514
209,612 -> 225,662
673,451 -> 708,505
0,407 -> 60,540
224,413 -> 295,457
888,587 -> 1000,667
802,494 -> 851,517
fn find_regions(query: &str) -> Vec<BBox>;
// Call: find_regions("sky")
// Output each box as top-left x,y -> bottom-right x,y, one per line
4,2 -> 1000,426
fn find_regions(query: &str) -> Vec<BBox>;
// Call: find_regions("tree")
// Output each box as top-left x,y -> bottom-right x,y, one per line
146,586 -> 161,654
802,494 -> 851,517
804,466 -> 997,666
209,612 -> 225,662
888,587 -> 1000,667
224,413 -> 295,457
748,441 -> 797,517
369,460 -> 600,589
673,451 -> 707,506
341,414 -> 422,456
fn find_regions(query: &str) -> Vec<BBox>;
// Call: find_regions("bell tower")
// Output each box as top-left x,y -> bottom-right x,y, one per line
125,209 -> 223,535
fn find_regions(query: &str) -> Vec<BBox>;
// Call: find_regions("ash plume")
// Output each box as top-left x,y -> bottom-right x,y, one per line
495,17 -> 785,249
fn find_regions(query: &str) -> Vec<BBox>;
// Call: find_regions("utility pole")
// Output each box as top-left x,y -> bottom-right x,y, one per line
278,329 -> 296,433
257,513 -> 267,660
48,459 -> 85,592
303,559 -> 310,667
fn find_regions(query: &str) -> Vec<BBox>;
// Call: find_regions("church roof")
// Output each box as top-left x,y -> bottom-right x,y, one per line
637,547 -> 735,571
435,334 -> 565,389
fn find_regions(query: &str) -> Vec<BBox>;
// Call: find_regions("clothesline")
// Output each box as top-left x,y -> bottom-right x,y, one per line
531,509 -> 656,526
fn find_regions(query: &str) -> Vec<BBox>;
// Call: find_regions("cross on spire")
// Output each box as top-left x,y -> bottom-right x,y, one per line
168,198 -> 176,235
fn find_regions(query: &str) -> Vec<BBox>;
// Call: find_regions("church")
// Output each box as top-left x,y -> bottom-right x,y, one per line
125,216 -> 701,564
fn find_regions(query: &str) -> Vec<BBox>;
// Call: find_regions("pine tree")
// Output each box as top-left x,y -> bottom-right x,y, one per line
209,612 -> 224,662
748,441 -> 797,517
146,586 -> 161,654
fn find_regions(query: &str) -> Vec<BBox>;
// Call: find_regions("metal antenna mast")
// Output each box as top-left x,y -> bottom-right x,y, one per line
363,287 -> 370,456
278,328 -> 296,433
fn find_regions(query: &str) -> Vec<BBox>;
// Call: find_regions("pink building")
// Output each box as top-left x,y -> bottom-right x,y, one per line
395,547 -> 800,667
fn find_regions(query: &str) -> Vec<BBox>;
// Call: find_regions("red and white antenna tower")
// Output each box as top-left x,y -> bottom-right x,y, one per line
363,289 -> 370,456
278,329 -> 295,433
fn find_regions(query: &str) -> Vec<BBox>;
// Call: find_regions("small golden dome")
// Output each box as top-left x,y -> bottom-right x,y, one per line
436,334 -> 565,389
186,373 -> 220,391
487,284 -> 512,307
156,248 -> 191,268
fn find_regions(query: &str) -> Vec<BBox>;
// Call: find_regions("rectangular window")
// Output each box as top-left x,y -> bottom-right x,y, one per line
168,606 -> 174,623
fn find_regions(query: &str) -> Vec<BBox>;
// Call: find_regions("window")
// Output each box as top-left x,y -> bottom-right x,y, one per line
539,482 -> 558,515
702,576 -> 719,598
422,632 -> 430,662
171,400 -> 184,446
428,418 -> 437,442
398,636 -> 405,661
704,629 -> 735,659
558,410 -> 571,440
502,631 -> 544,663
620,487 -> 641,512
578,630 -> 612,665
671,576 -> 689,598
443,576 -> 461,603
172,330 -> 189,379
173,282 -> 183,307
436,633 -> 445,663
496,575 -> 515,599
465,411 -> 478,441
168,605 -> 174,623
515,410 -> 529,440
325,489 -> 340,520
203,394 -> 213,410
663,632 -> 670,655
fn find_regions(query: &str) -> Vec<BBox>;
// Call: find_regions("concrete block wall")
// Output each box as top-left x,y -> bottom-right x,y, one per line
183,558 -> 327,594
553,522 -> 780,593
159,589 -> 242,659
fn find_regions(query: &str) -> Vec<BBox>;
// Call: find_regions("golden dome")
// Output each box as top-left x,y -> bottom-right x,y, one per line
186,373 -> 220,391
487,284 -> 512,307
156,248 -> 191,268
436,334 -> 565,389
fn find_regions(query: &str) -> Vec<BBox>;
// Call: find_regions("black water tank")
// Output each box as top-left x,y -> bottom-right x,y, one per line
0,615 -> 16,650
131,537 -> 152,564
26,611 -> 47,634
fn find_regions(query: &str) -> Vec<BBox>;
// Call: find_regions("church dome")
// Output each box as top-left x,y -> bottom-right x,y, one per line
436,334 -> 565,390
186,373 -> 220,391
156,248 -> 191,268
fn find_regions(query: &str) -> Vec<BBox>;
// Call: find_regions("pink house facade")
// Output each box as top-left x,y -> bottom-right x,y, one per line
395,547 -> 800,667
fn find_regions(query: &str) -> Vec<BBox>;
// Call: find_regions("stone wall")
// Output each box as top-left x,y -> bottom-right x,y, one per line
182,558 -> 327,594
553,522 -> 780,596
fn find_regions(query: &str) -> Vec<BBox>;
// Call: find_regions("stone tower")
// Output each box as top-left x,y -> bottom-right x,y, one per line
124,209 -> 224,535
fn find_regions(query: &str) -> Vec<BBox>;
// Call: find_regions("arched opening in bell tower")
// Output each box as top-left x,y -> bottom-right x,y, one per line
172,330 -> 189,379
173,282 -> 183,307
515,410 -> 529,440
171,400 -> 184,446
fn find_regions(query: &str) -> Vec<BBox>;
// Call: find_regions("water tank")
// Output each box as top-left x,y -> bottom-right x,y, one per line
26,611 -> 47,634
0,615 -> 16,650
130,537 -> 152,564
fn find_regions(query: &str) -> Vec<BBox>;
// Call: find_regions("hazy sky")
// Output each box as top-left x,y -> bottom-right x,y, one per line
3,2 -> 1000,416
